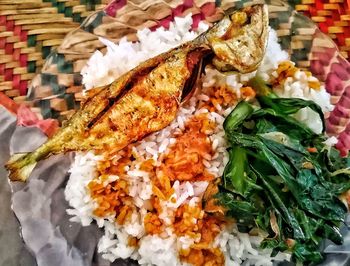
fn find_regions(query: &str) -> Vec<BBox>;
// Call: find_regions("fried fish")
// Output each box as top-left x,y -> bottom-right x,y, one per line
6,5 -> 268,182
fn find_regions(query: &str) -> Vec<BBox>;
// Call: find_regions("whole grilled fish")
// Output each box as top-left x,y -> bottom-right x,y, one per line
6,5 -> 268,182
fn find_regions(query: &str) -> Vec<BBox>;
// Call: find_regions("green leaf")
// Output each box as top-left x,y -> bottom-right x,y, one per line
260,137 -> 322,177
249,76 -> 325,132
216,192 -> 258,225
255,210 -> 271,231
292,242 -> 324,264
258,97 -> 325,133
252,108 -> 316,141
223,146 -> 263,197
248,76 -> 276,97
252,167 -> 305,240
223,101 -> 254,133
260,238 -> 288,252
321,222 -> 343,245
293,208 -> 319,244
294,170 -> 347,222
220,91 -> 350,265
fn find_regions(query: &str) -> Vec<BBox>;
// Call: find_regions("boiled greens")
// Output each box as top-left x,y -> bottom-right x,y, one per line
218,77 -> 350,265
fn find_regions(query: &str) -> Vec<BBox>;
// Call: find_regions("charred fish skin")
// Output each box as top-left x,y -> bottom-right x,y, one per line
6,5 -> 268,182
82,49 -> 206,153
5,49 -> 206,182
204,5 -> 269,73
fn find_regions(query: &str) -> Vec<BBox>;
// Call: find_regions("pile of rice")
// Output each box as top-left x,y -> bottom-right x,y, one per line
65,14 -> 333,266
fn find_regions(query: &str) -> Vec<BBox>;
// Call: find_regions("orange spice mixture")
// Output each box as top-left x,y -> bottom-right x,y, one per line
88,148 -> 135,224
149,113 -> 228,265
158,114 -> 216,183
144,196 -> 165,235
87,85 -> 244,266
271,61 -> 321,90
175,203 -> 226,266
88,113 -> 228,265
198,84 -> 255,112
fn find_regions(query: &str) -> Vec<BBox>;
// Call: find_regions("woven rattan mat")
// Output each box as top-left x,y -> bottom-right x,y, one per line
0,0 -> 109,98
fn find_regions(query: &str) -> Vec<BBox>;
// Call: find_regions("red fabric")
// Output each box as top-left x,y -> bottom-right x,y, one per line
14,25 -> 21,36
0,92 -> 59,137
315,0 -> 323,11
325,73 -> 343,95
0,92 -> 18,114
17,105 -> 59,137
19,54 -> 27,67
156,16 -> 173,29
191,13 -> 202,29
200,2 -> 216,17
336,128 -> 350,157
0,64 -> 4,75
13,48 -> 20,61
5,42 -> 13,55
104,0 -> 127,17
13,75 -> 20,91
20,30 -> 27,42
0,15 -> 6,25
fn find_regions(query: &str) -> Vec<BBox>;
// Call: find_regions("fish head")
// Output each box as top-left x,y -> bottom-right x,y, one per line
204,4 -> 269,74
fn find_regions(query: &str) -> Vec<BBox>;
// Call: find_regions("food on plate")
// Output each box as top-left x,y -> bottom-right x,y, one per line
63,11 -> 349,266
5,5 -> 268,182
6,3 -> 350,266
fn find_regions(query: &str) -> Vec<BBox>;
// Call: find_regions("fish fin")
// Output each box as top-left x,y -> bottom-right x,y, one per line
7,153 -> 27,163
5,153 -> 37,182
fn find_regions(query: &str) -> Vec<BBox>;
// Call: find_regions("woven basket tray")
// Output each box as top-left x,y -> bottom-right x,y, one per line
296,0 -> 350,59
1,0 -> 350,152
0,0 -> 110,97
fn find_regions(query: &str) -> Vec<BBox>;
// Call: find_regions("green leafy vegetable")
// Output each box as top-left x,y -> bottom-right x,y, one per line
216,193 -> 258,225
219,77 -> 350,265
258,96 -> 325,132
223,100 -> 254,133
248,75 -> 276,97
223,146 -> 262,197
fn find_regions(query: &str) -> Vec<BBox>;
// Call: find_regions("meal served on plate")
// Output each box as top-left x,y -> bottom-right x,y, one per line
6,4 -> 350,266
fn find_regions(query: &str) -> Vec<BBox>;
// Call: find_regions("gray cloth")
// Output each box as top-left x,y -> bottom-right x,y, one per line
0,107 -> 36,266
0,107 -> 101,266
0,106 -> 136,266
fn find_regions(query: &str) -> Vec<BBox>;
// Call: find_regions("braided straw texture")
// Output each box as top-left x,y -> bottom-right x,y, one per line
296,0 -> 350,59
0,0 -> 109,108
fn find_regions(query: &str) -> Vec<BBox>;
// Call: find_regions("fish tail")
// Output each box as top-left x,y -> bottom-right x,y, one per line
5,127 -> 65,182
5,153 -> 38,182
